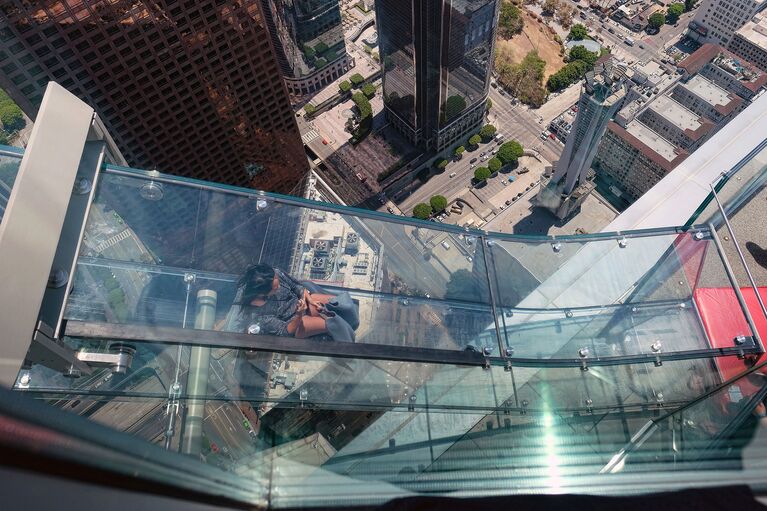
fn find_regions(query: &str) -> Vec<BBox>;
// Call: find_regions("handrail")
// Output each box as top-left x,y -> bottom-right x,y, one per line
102,163 -> 703,243
61,320 -> 761,369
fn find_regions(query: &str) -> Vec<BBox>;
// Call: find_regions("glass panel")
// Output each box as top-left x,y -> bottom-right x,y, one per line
0,147 -> 23,224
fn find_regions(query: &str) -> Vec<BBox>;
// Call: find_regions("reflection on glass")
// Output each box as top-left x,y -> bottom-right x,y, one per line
0,149 -> 22,224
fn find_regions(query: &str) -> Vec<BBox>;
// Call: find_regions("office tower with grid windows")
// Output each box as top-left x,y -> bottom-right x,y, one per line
375,0 -> 499,151
688,0 -> 766,47
260,0 -> 352,98
0,0 -> 308,194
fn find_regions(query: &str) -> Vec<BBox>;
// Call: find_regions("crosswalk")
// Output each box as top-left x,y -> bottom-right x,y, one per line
301,129 -> 320,144
95,229 -> 131,252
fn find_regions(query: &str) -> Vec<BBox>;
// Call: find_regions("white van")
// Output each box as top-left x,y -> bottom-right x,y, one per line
449,172 -> 456,178
441,241 -> 451,250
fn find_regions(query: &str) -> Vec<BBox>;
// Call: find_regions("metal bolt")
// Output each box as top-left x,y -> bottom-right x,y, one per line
47,269 -> 69,289
735,335 -> 747,346
656,392 -> 664,403
73,176 -> 92,195
585,398 -> 593,408
578,347 -> 589,358
504,310 -> 514,318
183,273 -> 196,284
650,340 -> 662,353
565,309 -> 574,318
505,347 -> 515,357
551,241 -> 562,253
256,199 -> 269,210
483,346 -> 493,356
618,237 -> 628,248
18,372 -> 31,387
693,231 -> 704,241
486,240 -> 495,247
631,306 -> 638,313
678,302 -> 687,309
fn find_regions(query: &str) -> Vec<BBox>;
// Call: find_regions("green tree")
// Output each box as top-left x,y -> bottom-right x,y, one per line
568,23 -> 588,40
0,107 -> 24,131
454,145 -> 465,158
413,203 -> 433,219
486,97 -> 493,111
495,50 -> 548,107
474,166 -> 491,182
339,80 -> 352,93
303,44 -> 316,59
0,130 -> 8,146
569,45 -> 600,66
434,158 -> 448,170
443,95 -> 467,121
314,41 -> 329,54
667,2 -> 684,23
497,140 -> 524,164
361,83 -> 376,98
648,11 -> 665,30
488,157 -> 502,173
498,1 -> 524,38
479,124 -> 497,140
351,92 -> 372,141
684,0 -> 696,11
350,73 -> 365,86
303,104 -> 317,115
430,195 -> 448,212
468,134 -> 482,147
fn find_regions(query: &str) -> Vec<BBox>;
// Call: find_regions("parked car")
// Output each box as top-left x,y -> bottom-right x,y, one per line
449,172 -> 456,178
505,199 -> 512,205
441,241 -> 451,250
387,206 -> 395,214
470,157 -> 478,163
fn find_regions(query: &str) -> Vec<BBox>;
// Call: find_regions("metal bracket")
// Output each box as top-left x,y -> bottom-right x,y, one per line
23,321 -> 93,378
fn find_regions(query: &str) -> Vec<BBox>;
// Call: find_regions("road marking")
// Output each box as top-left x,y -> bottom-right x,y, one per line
302,129 -> 320,144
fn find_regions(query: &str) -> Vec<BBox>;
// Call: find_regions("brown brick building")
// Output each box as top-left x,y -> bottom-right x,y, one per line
0,0 -> 308,193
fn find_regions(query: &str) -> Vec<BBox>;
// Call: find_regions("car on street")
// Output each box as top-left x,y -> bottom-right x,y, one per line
540,131 -> 548,140
608,27 -> 615,33
387,206 -> 394,214
441,241 -> 451,250
479,152 -> 485,157
470,157 -> 478,163
449,172 -> 456,178
638,43 -> 645,49
505,199 -> 512,205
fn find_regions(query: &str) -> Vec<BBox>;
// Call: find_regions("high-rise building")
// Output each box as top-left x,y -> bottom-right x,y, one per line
593,46 -> 766,208
538,57 -> 627,220
375,0 -> 499,151
687,0 -> 766,47
729,13 -> 767,72
260,0 -> 352,98
0,0 -> 308,194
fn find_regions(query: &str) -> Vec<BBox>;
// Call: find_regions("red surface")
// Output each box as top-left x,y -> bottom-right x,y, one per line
694,287 -> 767,391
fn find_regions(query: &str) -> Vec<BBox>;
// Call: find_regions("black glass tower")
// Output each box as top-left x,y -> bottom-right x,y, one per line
376,0 -> 498,151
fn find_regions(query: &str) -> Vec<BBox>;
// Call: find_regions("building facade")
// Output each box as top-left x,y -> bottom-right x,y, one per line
729,13 -> 767,72
375,0 -> 499,151
0,0 -> 308,194
594,46 -> 766,209
260,0 -> 352,98
688,0 -> 766,47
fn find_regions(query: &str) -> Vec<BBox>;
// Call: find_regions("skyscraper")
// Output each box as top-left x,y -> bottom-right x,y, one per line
260,0 -> 352,98
0,0 -> 308,194
688,0 -> 766,47
375,0 -> 499,151
538,58 -> 627,219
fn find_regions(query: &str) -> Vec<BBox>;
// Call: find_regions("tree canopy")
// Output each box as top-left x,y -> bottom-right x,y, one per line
443,95 -> 467,121
430,195 -> 448,212
498,1 -> 524,38
648,11 -> 665,29
474,167 -> 491,181
468,134 -> 482,147
434,158 -> 448,169
361,83 -> 376,98
488,157 -> 502,173
667,3 -> 684,23
339,80 -> 352,93
542,0 -> 559,16
454,145 -> 465,157
568,23 -> 588,40
546,46 -> 601,92
479,124 -> 497,140
495,50 -> 547,107
497,140 -> 524,164
413,203 -> 432,219
350,73 -> 365,86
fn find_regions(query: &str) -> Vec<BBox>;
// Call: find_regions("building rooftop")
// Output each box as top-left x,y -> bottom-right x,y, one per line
608,120 -> 689,172
734,13 -> 767,52
648,95 -> 708,134
680,44 -> 767,92
682,74 -> 739,110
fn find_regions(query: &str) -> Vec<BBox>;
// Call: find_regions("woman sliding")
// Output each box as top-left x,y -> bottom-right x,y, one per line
232,264 -> 358,342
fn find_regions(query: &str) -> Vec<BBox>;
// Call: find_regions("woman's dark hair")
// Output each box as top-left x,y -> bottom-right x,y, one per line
237,264 -> 276,304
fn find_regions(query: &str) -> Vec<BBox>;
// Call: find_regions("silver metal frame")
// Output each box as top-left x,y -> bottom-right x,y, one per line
0,83 -> 95,386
